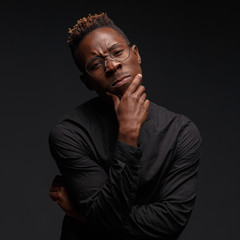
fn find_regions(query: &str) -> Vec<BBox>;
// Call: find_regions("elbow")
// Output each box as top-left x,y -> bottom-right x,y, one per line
164,201 -> 195,238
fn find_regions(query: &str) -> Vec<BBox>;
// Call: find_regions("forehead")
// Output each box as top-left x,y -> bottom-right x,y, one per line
76,27 -> 126,63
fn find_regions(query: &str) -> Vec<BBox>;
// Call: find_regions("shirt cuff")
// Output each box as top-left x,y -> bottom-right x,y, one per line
114,139 -> 142,166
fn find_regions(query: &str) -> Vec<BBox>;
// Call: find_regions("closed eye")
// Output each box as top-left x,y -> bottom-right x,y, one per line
112,49 -> 124,57
87,58 -> 103,70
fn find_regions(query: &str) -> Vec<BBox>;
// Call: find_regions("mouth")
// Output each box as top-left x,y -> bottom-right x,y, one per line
111,75 -> 132,88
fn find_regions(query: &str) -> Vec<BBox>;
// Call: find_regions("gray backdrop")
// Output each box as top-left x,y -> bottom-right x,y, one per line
1,1 -> 239,239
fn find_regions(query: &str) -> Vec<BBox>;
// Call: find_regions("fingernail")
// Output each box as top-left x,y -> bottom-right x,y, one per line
138,74 -> 142,78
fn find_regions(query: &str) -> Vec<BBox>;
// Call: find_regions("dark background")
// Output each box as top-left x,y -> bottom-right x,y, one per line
1,1 -> 239,239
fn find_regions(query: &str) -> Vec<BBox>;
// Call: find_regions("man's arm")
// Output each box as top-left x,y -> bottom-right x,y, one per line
49,74 -> 149,233
49,123 -> 142,232
107,74 -> 149,147
124,120 -> 202,239
49,175 -> 86,221
50,120 -> 201,239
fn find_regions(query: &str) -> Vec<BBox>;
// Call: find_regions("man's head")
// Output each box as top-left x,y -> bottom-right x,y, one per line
67,13 -> 142,97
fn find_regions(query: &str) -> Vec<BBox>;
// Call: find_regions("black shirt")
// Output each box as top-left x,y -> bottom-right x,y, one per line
49,97 -> 202,240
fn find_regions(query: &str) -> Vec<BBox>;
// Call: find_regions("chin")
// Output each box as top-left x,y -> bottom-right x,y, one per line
114,77 -> 134,96
114,85 -> 129,97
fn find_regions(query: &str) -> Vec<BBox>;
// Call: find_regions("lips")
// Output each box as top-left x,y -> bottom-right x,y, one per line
112,75 -> 132,88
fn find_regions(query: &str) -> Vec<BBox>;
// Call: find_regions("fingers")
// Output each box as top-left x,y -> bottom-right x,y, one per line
49,191 -> 61,201
129,75 -> 147,104
125,74 -> 148,103
50,175 -> 65,202
125,74 -> 142,95
49,185 -> 65,201
139,92 -> 147,103
144,99 -> 150,109
135,85 -> 146,99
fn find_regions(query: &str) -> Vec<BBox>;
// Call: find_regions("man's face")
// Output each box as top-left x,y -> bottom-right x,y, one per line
76,27 -> 142,97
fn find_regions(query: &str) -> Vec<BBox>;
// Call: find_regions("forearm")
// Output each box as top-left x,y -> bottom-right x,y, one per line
124,199 -> 196,240
123,128 -> 201,239
118,126 -> 140,147
62,140 -> 142,232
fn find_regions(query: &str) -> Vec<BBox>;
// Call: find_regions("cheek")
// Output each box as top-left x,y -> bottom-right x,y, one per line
127,57 -> 141,72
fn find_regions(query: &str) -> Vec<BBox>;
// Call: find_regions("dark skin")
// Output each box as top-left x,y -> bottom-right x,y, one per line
49,27 -> 149,220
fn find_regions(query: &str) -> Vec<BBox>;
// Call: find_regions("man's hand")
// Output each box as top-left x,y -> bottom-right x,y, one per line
49,175 -> 86,221
107,74 -> 149,146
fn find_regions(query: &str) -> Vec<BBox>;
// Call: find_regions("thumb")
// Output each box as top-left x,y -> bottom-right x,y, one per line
106,91 -> 120,112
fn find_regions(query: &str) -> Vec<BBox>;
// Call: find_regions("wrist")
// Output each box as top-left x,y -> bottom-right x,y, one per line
118,126 -> 140,147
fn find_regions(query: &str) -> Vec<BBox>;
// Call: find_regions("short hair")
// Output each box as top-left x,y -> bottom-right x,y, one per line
67,12 -> 129,71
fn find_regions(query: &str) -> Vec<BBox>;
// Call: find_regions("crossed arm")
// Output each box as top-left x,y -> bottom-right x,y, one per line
49,73 -> 148,228
49,74 -> 201,239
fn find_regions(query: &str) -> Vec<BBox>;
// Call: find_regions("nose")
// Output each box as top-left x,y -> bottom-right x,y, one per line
104,57 -> 121,73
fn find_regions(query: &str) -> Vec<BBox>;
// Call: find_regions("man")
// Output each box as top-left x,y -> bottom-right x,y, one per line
49,12 -> 202,240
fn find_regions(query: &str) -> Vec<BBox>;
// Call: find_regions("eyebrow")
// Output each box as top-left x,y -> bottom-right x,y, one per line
86,42 -> 117,63
87,41 -> 130,63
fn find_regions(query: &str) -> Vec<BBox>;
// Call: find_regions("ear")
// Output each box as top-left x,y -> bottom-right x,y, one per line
131,44 -> 141,64
80,74 -> 94,91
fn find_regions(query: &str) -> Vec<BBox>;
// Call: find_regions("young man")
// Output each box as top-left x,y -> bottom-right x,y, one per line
49,13 -> 202,240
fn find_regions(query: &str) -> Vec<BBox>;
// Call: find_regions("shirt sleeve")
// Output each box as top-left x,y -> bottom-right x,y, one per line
123,120 -> 202,240
48,123 -> 142,233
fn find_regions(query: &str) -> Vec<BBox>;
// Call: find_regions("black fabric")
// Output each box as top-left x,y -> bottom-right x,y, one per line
49,97 -> 202,240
